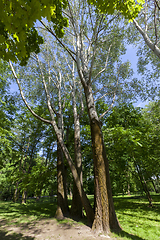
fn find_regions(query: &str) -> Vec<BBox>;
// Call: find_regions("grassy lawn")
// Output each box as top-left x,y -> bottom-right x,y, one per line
113,193 -> 160,240
0,197 -> 57,225
0,194 -> 159,239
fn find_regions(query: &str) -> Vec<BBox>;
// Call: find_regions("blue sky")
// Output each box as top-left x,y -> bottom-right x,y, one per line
121,44 -> 149,108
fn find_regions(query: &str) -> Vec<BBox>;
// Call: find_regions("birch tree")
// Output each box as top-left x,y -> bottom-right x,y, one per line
128,0 -> 160,100
39,0 -> 139,233
9,37 -> 95,224
35,51 -> 70,219
133,0 -> 160,59
65,59 -> 84,219
9,0 -> 142,234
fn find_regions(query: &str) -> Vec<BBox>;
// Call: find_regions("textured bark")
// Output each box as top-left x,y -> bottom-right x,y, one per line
71,80 -> 83,219
55,139 -> 69,219
71,182 -> 83,219
71,116 -> 83,219
91,120 -> 110,233
84,85 -> 121,233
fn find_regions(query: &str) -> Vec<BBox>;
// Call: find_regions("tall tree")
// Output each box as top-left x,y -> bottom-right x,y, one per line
46,1 -> 136,233
9,0 -> 144,233
9,38 -> 95,225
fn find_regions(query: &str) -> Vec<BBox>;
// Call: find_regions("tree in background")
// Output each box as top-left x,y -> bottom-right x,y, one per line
0,104 -> 58,203
142,100 -> 160,192
0,60 -> 16,169
104,103 -> 159,205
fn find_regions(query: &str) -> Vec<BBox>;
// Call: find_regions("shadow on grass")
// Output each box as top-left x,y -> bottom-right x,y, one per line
0,199 -> 57,221
0,229 -> 34,240
113,230 -> 145,240
113,194 -> 160,215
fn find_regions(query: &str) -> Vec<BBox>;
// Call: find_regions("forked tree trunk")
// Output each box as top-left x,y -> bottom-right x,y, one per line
84,85 -> 121,233
53,128 -> 94,225
10,49 -> 94,225
55,140 -> 69,219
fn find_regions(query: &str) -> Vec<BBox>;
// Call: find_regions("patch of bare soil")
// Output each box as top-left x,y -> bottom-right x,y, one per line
0,218 -> 115,240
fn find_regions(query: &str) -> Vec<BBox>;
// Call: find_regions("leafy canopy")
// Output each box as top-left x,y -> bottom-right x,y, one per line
0,0 -> 68,65
88,0 -> 145,20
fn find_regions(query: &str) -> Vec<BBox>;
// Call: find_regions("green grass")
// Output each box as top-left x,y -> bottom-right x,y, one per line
0,194 -> 160,239
112,193 -> 160,240
0,198 -> 57,225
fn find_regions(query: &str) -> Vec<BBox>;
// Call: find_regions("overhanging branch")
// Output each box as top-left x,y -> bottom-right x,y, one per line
9,60 -> 51,125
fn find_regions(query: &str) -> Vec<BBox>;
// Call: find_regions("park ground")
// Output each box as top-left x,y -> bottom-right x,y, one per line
0,194 -> 160,240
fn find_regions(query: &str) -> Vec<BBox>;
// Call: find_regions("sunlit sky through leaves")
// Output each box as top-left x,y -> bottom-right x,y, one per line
10,44 -> 149,108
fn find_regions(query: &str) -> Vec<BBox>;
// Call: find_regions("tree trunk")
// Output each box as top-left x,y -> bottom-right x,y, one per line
35,189 -> 42,202
71,79 -> 83,219
135,164 -> 153,206
151,180 -> 159,193
127,171 -> 131,195
142,175 -> 153,207
53,128 -> 94,225
84,85 -> 121,233
13,182 -> 19,202
22,190 -> 27,204
55,139 -> 69,219
156,175 -> 160,192
10,41 -> 94,225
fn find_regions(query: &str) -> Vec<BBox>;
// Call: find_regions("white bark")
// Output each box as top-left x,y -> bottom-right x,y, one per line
9,60 -> 51,124
10,52 -> 94,224
133,19 -> 160,59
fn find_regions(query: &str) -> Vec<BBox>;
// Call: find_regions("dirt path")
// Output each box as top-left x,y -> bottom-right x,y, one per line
0,218 -> 116,240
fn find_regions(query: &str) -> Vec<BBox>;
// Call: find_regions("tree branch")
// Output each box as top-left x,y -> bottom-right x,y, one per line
92,44 -> 112,82
36,55 -> 56,121
40,20 -> 77,62
99,74 -> 119,120
133,19 -> 160,59
9,60 -> 51,124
